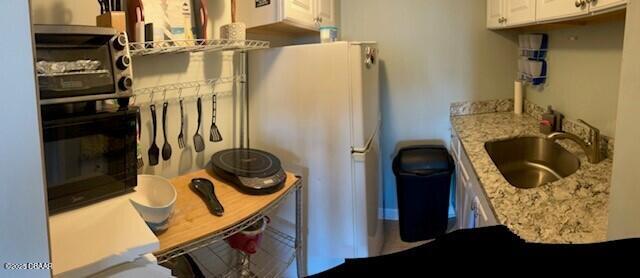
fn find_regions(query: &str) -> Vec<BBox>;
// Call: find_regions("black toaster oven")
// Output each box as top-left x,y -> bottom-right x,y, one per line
33,25 -> 133,106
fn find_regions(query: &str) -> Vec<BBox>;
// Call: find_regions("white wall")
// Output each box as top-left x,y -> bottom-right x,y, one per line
30,0 -> 241,178
524,19 -> 625,137
0,1 -> 51,277
608,1 -> 640,240
340,0 -> 518,210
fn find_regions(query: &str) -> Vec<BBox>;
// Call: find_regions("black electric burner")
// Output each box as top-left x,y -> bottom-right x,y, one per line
211,148 -> 286,195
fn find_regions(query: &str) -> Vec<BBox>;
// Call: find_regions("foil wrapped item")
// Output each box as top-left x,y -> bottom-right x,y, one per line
36,60 -> 102,74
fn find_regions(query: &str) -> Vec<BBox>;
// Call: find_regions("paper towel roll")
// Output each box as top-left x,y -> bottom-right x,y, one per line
514,81 -> 523,115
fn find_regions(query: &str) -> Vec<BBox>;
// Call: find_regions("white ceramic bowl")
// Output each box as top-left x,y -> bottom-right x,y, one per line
130,175 -> 177,228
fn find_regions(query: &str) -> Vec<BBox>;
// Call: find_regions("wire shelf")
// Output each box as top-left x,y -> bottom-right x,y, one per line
154,180 -> 302,265
185,226 -> 297,278
129,39 -> 270,57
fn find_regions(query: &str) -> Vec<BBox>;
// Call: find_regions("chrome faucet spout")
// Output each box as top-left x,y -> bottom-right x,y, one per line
546,119 -> 603,164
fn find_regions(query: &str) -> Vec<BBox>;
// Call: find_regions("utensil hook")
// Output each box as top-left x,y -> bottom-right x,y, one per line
195,84 -> 202,98
208,80 -> 217,97
177,88 -> 184,101
149,89 -> 155,104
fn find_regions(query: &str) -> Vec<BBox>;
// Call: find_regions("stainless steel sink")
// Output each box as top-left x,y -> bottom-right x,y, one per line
484,137 -> 580,189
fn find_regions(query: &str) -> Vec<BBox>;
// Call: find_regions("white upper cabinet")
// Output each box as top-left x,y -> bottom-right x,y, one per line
536,0 -> 589,21
487,0 -> 539,29
316,0 -> 336,27
505,0 -> 537,25
487,0 -> 627,29
284,0 -> 316,27
588,0 -> 627,13
487,0 -> 506,28
238,0 -> 336,32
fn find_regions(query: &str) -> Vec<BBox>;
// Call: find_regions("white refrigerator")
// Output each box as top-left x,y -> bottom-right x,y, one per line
248,42 -> 383,275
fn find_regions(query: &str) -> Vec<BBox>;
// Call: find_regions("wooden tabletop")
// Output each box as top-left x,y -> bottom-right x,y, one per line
154,169 -> 300,255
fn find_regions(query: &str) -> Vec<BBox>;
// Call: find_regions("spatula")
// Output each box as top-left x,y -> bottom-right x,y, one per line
193,97 -> 205,152
148,104 -> 160,166
161,101 -> 172,160
190,178 -> 224,216
209,94 -> 222,142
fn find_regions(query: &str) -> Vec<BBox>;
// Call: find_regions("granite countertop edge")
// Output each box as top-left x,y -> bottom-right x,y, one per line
450,112 -> 611,244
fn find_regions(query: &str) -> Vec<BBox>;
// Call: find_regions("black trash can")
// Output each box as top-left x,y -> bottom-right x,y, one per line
392,145 -> 454,242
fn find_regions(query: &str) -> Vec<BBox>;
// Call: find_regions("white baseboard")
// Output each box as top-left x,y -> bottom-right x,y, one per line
381,206 -> 456,221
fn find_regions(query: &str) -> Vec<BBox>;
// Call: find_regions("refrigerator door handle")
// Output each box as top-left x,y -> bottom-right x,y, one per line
351,118 -> 381,156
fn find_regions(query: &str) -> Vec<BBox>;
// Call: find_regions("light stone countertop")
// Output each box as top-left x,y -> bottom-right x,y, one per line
451,112 -> 611,243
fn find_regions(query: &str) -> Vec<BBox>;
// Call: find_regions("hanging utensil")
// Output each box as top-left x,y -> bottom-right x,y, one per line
178,100 -> 186,149
136,108 -> 144,169
148,103 -> 160,166
98,0 -> 106,14
210,94 -> 222,142
193,97 -> 205,152
161,100 -> 172,161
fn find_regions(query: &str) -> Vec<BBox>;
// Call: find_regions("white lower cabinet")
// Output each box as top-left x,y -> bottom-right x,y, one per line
451,134 -> 498,229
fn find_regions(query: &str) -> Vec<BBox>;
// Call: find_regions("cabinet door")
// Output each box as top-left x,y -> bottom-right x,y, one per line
455,163 -> 469,229
487,0 -> 506,29
536,0 -> 589,22
589,0 -> 627,13
505,0 -> 536,26
284,0 -> 316,27
473,196 -> 493,228
316,0 -> 336,26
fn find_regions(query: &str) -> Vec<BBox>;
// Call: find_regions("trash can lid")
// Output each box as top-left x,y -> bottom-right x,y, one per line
393,146 -> 453,176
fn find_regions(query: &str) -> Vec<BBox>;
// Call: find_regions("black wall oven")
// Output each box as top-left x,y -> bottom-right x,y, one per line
35,25 -> 138,213
42,103 -> 138,213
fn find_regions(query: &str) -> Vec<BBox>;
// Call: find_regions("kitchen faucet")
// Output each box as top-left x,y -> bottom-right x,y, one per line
546,119 -> 604,164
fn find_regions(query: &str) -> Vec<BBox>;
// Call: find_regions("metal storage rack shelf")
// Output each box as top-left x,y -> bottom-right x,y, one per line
129,39 -> 270,57
193,226 -> 297,278
154,178 -> 303,265
131,36 -> 302,277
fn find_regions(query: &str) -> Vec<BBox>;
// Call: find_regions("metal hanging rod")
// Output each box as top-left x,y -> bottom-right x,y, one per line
133,75 -> 245,96
131,76 -> 244,104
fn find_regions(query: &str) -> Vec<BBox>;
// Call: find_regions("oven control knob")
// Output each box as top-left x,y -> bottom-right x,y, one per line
116,56 -> 131,70
113,34 -> 128,51
118,77 -> 133,91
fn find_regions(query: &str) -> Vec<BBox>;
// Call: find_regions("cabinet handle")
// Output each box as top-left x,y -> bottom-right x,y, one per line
575,0 -> 587,7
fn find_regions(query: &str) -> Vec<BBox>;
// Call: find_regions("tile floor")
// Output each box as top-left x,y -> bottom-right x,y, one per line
380,219 -> 457,255
380,220 -> 430,255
